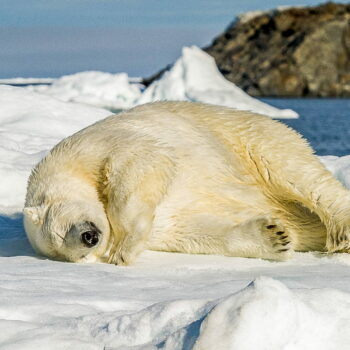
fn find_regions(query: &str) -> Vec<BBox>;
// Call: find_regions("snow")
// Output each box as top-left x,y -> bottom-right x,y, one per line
138,47 -> 298,118
236,10 -> 271,24
28,71 -> 143,111
320,155 -> 350,189
0,85 -> 110,213
2,248 -> 350,349
236,6 -> 306,24
24,47 -> 298,118
0,83 -> 349,349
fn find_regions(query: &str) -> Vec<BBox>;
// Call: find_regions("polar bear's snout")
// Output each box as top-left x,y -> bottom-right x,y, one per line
81,231 -> 99,247
79,222 -> 101,248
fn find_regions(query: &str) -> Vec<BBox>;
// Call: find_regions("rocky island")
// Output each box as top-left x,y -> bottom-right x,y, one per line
144,3 -> 350,97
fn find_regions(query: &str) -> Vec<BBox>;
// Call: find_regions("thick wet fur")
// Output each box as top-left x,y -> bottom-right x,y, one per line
23,102 -> 350,265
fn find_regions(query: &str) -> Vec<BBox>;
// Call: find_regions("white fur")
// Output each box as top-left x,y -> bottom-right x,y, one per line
24,101 -> 350,265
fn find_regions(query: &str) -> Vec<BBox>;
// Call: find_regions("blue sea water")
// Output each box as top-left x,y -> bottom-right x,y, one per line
262,98 -> 350,157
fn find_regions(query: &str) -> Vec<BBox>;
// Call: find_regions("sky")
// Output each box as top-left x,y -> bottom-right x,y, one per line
1,0 -> 349,78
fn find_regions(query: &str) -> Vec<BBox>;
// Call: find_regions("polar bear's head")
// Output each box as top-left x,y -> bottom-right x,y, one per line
23,200 -> 111,263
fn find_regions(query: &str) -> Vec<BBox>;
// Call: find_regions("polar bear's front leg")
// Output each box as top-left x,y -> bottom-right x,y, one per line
103,152 -> 175,265
228,215 -> 293,260
107,199 -> 154,265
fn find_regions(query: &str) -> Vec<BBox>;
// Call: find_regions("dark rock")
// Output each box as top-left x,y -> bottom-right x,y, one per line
142,64 -> 172,87
205,2 -> 350,97
143,3 -> 350,97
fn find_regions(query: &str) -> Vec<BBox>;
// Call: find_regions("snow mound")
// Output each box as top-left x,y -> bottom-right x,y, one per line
320,155 -> 350,189
193,277 -> 348,350
23,47 -> 298,118
29,71 -> 142,111
96,277 -> 350,350
0,85 -> 110,212
138,46 -> 298,118
3,274 -> 350,349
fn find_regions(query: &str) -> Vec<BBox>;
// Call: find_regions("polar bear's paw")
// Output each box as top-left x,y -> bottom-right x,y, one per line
326,229 -> 350,253
108,248 -> 132,266
107,238 -> 146,266
258,216 -> 293,260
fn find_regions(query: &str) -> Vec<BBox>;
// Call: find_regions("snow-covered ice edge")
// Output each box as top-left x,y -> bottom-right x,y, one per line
137,46 -> 298,118
5,46 -> 298,118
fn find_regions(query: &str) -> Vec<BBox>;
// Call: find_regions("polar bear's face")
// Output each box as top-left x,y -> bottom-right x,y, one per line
23,200 -> 111,263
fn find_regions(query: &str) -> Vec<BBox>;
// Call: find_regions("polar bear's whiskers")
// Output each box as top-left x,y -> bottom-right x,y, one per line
53,231 -> 66,243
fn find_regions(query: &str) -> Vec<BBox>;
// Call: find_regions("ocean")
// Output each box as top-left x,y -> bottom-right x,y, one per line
263,98 -> 350,157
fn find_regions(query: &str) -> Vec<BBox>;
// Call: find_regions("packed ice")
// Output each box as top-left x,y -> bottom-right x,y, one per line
28,71 -> 142,111
18,47 -> 298,118
0,75 -> 349,350
138,47 -> 298,118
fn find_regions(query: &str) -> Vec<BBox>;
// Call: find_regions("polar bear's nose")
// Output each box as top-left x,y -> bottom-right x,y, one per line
81,231 -> 99,247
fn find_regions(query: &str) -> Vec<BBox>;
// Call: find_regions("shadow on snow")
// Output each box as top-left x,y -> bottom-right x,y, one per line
0,213 -> 35,257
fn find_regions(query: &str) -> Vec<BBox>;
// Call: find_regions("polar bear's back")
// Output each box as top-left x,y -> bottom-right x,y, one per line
45,101 -> 318,192
58,101 -> 317,191
76,101 -> 312,161
103,102 -> 315,173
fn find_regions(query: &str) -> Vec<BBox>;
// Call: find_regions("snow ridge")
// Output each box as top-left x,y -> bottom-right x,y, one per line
23,47 -> 298,118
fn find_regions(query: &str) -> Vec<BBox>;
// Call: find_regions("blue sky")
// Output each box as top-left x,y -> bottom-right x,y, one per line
1,0 -> 349,78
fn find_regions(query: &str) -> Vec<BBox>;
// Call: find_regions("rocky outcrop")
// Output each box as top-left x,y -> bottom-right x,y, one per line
204,2 -> 350,97
143,3 -> 350,97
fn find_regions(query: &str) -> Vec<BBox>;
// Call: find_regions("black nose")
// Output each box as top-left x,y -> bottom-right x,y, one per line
81,231 -> 99,247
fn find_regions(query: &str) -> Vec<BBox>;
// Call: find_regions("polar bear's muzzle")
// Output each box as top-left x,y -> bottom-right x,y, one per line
81,230 -> 100,247
75,221 -> 101,248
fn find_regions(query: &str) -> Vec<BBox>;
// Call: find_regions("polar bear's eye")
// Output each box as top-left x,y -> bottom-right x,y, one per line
81,231 -> 99,247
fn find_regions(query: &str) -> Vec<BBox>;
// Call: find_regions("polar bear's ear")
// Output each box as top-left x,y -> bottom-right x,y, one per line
23,206 -> 46,225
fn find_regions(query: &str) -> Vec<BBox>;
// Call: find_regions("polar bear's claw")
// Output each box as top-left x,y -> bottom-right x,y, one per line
327,230 -> 350,253
259,216 -> 293,260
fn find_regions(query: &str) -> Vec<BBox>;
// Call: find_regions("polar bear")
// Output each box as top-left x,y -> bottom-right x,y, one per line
24,101 -> 350,265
